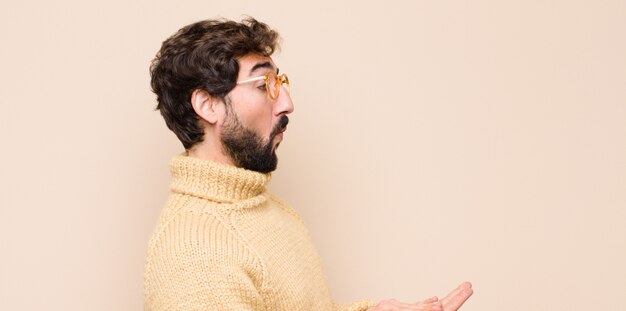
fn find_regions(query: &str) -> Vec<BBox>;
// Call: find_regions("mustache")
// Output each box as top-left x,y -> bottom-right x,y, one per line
270,116 -> 289,138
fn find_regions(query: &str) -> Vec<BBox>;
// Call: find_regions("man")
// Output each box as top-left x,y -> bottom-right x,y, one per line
144,18 -> 473,311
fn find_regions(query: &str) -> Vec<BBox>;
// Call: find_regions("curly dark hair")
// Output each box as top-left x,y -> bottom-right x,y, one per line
150,18 -> 280,149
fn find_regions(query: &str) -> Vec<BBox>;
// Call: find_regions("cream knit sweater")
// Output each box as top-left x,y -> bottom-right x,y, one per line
144,154 -> 374,310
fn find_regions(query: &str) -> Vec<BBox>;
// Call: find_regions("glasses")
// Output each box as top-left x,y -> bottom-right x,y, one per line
236,72 -> 289,100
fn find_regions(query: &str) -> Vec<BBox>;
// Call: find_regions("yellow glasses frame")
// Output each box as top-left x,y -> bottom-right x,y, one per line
236,73 -> 289,100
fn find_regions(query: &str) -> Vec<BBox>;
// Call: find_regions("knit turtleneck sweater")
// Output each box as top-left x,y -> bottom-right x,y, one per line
143,154 -> 374,311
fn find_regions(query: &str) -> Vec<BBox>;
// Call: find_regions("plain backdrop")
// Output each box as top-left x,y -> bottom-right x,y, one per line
1,1 -> 625,310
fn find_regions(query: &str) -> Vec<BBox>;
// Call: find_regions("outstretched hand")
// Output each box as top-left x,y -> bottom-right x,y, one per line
368,282 -> 473,311
369,296 -> 442,311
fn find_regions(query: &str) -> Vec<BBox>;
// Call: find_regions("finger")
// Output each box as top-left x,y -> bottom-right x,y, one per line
429,302 -> 443,311
413,300 -> 439,310
419,296 -> 439,304
441,283 -> 473,311
440,282 -> 471,306
446,287 -> 473,311
388,298 -> 432,311
409,301 -> 442,311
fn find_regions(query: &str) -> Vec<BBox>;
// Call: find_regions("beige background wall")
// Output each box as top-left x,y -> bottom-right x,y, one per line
1,1 -> 625,310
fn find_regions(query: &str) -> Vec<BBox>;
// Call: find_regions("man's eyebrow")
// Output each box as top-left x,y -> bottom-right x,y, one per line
249,61 -> 279,75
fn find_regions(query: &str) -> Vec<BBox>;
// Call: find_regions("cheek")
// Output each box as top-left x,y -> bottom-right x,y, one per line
250,108 -> 274,135
235,100 -> 274,135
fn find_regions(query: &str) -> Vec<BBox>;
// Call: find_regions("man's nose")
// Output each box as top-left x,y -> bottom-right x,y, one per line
274,85 -> 294,115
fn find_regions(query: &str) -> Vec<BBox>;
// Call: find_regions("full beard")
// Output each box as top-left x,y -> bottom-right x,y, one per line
220,107 -> 289,173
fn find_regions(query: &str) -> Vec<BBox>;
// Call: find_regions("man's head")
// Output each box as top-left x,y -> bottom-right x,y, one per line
150,18 -> 293,173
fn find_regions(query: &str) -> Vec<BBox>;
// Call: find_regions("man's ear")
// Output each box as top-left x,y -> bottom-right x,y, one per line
190,89 -> 221,124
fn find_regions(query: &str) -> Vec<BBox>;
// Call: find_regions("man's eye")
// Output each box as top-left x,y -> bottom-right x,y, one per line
257,84 -> 267,91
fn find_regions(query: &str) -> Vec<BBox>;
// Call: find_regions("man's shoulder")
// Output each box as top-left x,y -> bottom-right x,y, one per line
265,191 -> 288,207
153,194 -> 225,230
265,192 -> 307,226
146,194 -> 249,259
144,195 -> 267,311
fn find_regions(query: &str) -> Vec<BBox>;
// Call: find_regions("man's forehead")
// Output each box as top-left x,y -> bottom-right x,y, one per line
237,54 -> 278,78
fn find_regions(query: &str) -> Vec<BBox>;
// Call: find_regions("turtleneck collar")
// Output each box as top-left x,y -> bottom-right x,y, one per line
169,153 -> 271,203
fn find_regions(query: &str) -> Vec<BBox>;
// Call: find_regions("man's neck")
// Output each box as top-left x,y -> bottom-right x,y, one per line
187,142 -> 237,168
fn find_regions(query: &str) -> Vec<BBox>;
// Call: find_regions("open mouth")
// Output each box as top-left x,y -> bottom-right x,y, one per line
272,116 -> 289,138
276,127 -> 286,140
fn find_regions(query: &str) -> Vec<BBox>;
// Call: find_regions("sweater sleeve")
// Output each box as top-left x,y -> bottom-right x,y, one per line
163,259 -> 266,311
144,211 -> 267,311
267,193 -> 376,311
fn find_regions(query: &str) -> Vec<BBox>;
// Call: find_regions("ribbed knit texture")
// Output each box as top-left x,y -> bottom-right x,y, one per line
144,154 -> 375,311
